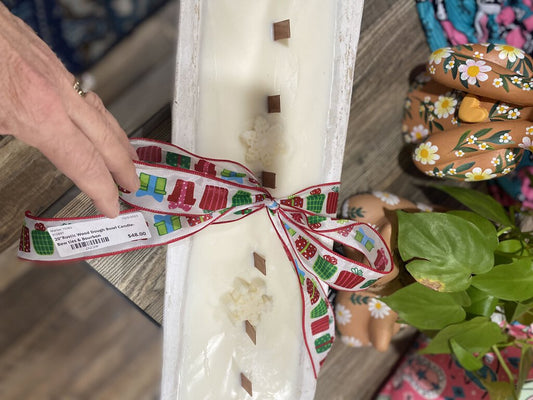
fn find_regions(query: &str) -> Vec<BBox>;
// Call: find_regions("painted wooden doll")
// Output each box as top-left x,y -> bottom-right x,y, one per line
403,43 -> 533,181
335,192 -> 432,351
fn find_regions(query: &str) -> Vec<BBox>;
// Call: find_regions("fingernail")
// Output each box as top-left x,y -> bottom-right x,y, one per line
110,200 -> 120,218
129,173 -> 140,191
102,198 -> 120,218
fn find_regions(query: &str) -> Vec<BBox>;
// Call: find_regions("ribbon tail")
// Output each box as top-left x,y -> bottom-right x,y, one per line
267,210 -> 335,378
18,208 -> 225,262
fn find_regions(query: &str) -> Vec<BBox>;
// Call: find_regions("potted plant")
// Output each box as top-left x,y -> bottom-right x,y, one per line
382,185 -> 533,400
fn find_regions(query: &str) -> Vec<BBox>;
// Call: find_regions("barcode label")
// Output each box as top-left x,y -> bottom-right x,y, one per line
47,212 -> 151,258
70,236 -> 110,250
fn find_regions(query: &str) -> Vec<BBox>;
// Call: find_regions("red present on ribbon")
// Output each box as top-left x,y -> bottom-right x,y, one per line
326,191 -> 339,214
19,225 -> 30,252
199,185 -> 228,211
280,196 -> 304,208
255,194 -> 266,202
186,214 -> 213,226
195,159 -> 216,176
306,278 -> 320,305
334,270 -> 365,289
137,146 -> 162,163
311,315 -> 330,335
168,179 -> 196,211
374,248 -> 389,271
295,236 -> 317,260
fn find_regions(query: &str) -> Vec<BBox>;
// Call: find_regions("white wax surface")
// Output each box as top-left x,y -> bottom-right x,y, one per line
179,1 -> 337,399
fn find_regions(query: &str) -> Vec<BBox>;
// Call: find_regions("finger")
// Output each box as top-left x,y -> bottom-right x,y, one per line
83,91 -> 139,160
62,89 -> 140,193
35,121 -> 121,218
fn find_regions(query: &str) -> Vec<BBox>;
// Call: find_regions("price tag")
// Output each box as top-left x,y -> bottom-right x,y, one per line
47,212 -> 151,258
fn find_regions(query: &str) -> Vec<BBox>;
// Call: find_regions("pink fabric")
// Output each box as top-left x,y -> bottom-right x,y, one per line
506,27 -> 526,49
525,15 -> 533,33
440,21 -> 468,45
520,166 -> 533,209
497,6 -> 516,26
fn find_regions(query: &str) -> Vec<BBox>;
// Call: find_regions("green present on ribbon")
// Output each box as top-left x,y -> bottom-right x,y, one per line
315,333 -> 333,353
139,172 -> 167,195
306,194 -> 325,213
31,230 -> 54,255
234,209 -> 252,216
307,215 -> 327,225
312,255 -> 338,280
311,298 -> 327,318
354,227 -> 375,251
154,215 -> 182,236
221,169 -> 246,184
166,152 -> 191,169
231,190 -> 252,207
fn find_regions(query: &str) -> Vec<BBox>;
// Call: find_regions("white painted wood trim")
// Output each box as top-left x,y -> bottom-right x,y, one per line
161,1 -> 365,398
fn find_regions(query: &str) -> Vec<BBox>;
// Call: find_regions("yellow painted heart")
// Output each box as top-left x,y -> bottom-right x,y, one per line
458,94 -> 489,123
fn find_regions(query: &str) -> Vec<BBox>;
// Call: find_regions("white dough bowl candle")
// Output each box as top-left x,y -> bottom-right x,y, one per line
162,1 -> 368,399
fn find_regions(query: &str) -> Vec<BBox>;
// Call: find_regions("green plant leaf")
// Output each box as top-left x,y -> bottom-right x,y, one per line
397,211 -> 496,292
497,239 -> 525,256
512,300 -> 533,322
405,259 -> 473,291
482,380 -> 516,400
433,185 -> 512,227
450,291 -> 471,307
472,258 -> 533,301
421,317 -> 506,354
447,210 -> 498,249
450,338 -> 484,371
382,283 -> 466,330
464,286 -> 498,317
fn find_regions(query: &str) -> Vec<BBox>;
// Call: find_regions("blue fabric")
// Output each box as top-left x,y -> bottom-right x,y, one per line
6,0 -> 169,73
416,1 -> 450,49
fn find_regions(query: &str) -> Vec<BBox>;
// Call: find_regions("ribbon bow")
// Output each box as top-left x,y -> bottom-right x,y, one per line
18,138 -> 393,377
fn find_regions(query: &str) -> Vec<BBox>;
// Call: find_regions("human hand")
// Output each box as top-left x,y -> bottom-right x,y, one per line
0,4 -> 139,218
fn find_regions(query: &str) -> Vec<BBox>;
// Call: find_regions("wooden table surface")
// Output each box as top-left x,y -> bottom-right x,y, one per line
1,1 -> 462,398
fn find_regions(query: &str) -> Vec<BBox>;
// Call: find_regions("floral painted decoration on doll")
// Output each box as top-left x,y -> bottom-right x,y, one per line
403,43 -> 533,182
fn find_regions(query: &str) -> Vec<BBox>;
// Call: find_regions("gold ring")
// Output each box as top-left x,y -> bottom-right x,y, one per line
73,80 -> 87,97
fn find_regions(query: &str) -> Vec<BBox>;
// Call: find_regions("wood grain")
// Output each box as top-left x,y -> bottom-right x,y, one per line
0,261 -> 161,400
339,0 -> 431,206
0,137 -> 73,253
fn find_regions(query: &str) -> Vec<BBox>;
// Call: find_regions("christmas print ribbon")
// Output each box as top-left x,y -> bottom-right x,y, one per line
18,138 -> 393,377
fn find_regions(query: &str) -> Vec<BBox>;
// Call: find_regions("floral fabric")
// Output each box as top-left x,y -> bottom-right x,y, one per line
377,323 -> 533,400
417,0 -> 533,56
